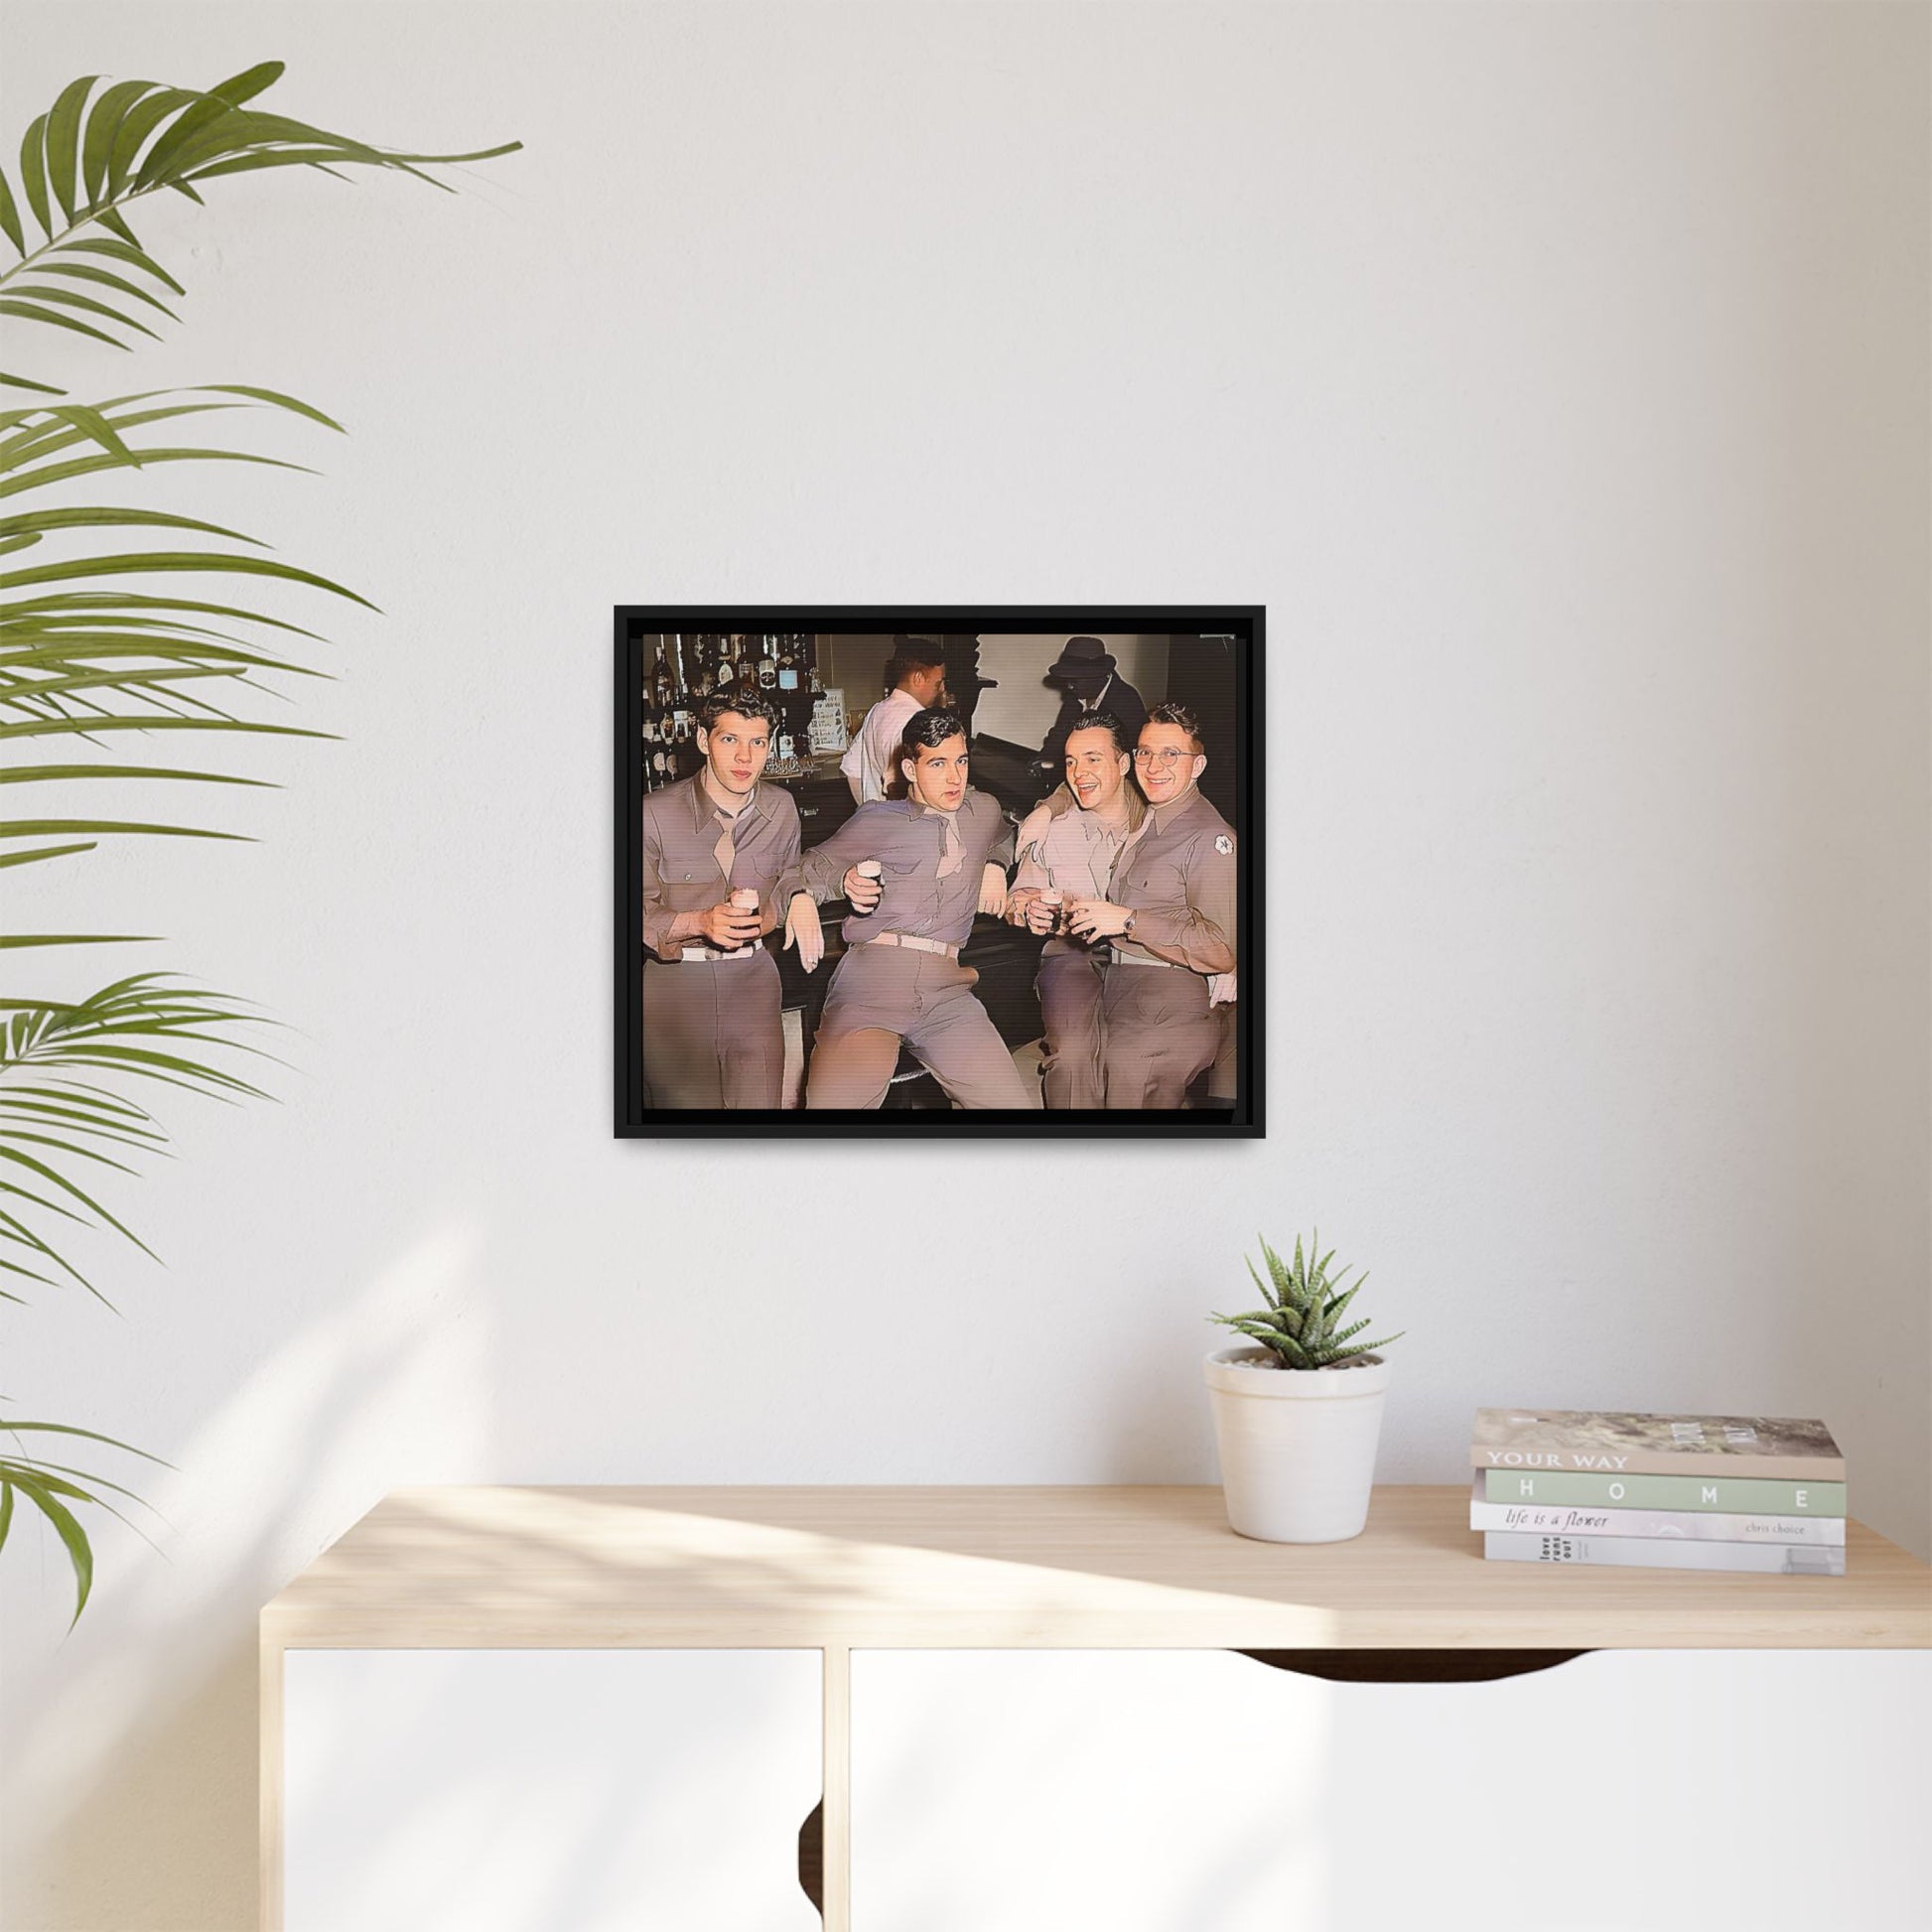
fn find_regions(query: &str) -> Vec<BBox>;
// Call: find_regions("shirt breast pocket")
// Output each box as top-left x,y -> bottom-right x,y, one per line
1131,856 -> 1186,906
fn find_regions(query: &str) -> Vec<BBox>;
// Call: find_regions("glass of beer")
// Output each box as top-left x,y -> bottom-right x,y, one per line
1039,887 -> 1063,935
855,859 -> 883,909
729,887 -> 759,950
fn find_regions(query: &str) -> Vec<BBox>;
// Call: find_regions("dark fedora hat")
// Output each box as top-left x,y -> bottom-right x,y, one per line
1046,635 -> 1117,679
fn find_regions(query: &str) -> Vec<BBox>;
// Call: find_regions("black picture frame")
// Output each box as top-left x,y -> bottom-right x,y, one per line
614,606 -> 1265,1137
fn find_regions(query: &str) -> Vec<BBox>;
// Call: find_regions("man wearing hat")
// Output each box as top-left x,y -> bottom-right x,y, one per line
1035,636 -> 1148,792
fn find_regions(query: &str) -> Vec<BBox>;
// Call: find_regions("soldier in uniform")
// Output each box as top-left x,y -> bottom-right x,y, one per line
1005,710 -> 1147,1108
1066,702 -> 1237,1109
639,690 -> 820,1108
799,707 -> 1037,1110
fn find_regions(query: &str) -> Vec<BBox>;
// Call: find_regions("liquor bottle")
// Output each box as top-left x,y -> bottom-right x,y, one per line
777,635 -> 800,693
688,634 -> 712,700
757,635 -> 777,692
807,645 -> 823,698
651,640 -> 674,711
777,729 -> 795,762
714,636 -> 737,693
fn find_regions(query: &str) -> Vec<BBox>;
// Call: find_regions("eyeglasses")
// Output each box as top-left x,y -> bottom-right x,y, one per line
1133,748 -> 1194,767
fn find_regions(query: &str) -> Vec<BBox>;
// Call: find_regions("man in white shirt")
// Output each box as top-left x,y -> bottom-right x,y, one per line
840,637 -> 947,803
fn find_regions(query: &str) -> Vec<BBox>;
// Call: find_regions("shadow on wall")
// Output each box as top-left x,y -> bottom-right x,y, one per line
4,1223 -> 490,1932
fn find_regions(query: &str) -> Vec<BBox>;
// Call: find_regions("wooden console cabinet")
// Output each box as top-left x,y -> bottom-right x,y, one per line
261,1486 -> 1932,1930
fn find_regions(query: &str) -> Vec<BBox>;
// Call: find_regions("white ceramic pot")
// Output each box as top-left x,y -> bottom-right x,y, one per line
1203,1346 -> 1392,1543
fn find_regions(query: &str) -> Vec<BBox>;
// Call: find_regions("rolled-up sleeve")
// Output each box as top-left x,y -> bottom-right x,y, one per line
1012,804 -> 1052,893
800,807 -> 879,903
639,802 -> 684,962
1132,829 -> 1236,974
764,795 -> 806,931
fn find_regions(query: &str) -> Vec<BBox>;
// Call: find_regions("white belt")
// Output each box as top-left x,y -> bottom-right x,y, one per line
865,931 -> 961,960
1108,946 -> 1189,971
677,944 -> 759,963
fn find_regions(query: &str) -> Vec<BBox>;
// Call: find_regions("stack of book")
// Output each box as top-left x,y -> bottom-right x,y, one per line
1469,1408 -> 1846,1576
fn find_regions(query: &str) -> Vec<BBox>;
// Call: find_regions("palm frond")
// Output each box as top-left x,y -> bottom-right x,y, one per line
1,63 -> 518,391
0,975 -> 272,1301
0,1416 -> 171,1623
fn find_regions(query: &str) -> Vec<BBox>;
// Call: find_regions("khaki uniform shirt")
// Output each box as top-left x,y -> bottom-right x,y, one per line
1110,785 -> 1237,974
640,773 -> 804,962
1014,788 -> 1144,902
801,788 -> 1015,948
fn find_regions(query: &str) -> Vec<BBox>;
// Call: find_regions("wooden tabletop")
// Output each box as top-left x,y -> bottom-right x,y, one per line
261,1484 -> 1932,1651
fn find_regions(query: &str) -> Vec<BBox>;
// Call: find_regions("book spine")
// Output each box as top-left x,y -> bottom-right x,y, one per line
1469,1448 -> 1845,1481
1469,1499 -> 1845,1545
1482,1469 -> 1846,1515
1483,1532 -> 1845,1577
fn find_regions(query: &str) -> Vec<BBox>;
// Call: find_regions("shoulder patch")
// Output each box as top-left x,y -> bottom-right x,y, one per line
1214,833 -> 1233,856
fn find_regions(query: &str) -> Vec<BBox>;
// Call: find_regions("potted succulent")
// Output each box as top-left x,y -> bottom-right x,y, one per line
1204,1234 -> 1404,1544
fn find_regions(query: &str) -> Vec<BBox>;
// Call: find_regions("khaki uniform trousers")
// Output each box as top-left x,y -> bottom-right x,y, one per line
1099,959 -> 1222,1109
1035,941 -> 1107,1111
807,943 -> 1038,1110
642,949 -> 784,1109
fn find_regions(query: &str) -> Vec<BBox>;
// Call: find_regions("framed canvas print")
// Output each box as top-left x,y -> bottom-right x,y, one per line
614,606 -> 1264,1137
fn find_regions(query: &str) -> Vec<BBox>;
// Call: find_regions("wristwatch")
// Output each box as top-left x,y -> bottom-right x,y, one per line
1122,911 -> 1136,936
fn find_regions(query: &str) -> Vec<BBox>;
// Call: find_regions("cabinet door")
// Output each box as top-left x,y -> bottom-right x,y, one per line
285,1648 -> 821,1932
851,1648 -> 1931,1932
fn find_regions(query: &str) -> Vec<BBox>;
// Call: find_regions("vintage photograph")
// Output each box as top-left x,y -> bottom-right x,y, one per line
614,607 -> 1263,1135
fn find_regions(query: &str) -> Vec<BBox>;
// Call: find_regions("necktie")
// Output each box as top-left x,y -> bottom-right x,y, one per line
713,816 -> 736,882
933,810 -> 962,880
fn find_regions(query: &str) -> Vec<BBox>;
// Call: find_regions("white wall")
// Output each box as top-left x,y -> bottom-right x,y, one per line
5,4 -> 1927,1928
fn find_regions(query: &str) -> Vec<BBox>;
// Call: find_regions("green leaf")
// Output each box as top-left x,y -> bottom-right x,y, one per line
59,237 -> 185,296
80,79 -> 157,207
0,504 -> 260,544
18,116 -> 53,240
96,207 -> 140,248
0,763 -> 276,788
44,75 -> 100,227
0,168 -> 25,255
0,1143 -> 155,1255
105,88 -> 199,199
8,1473 -> 93,1623
196,384 -> 344,432
1244,1255 -> 1277,1311
0,818 -> 248,843
0,842 -> 96,870
0,717 -> 328,749
0,933 -> 156,948
38,260 -> 181,320
209,62 -> 287,107
136,96 -> 251,190
0,447 -> 316,503
0,1484 -> 13,1553
0,301 -> 126,350
1,372 -> 66,397
4,282 -> 159,341
0,550 -> 376,609
0,1419 -> 167,1460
